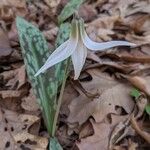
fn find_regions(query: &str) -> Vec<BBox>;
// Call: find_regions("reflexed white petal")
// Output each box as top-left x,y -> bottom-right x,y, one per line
71,41 -> 87,80
79,19 -> 136,51
44,40 -> 68,64
35,21 -> 79,77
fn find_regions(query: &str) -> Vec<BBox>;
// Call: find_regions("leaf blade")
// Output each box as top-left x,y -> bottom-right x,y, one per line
58,0 -> 85,23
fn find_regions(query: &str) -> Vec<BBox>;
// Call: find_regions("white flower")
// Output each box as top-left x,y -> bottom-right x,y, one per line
35,19 -> 136,80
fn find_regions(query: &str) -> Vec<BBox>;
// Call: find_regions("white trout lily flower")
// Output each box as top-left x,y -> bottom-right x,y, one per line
35,19 -> 135,80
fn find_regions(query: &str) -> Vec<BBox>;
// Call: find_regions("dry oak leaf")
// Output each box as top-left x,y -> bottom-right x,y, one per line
86,16 -> 119,41
76,119 -> 110,150
0,0 -> 27,21
131,115 -> 150,144
125,33 -> 150,46
0,108 -> 48,150
0,28 -> 12,62
1,65 -> 27,90
68,69 -> 134,124
126,76 -> 150,96
21,89 -> 40,112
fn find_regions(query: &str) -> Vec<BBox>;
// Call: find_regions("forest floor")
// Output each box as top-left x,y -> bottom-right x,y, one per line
0,0 -> 150,149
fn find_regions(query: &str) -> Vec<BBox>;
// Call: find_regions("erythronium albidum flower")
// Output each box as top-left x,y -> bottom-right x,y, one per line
35,18 -> 136,80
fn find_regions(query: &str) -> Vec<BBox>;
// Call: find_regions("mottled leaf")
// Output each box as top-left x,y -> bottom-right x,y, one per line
16,17 -> 58,135
49,137 -> 63,150
58,0 -> 85,23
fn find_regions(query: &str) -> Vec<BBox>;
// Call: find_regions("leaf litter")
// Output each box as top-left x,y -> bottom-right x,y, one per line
0,0 -> 150,149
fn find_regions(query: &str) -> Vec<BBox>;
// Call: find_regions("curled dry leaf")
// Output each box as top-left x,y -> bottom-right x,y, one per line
109,117 -> 135,149
131,115 -> 150,144
76,119 -> 110,150
0,108 -> 48,149
67,69 -> 134,125
79,121 -> 94,139
128,139 -> 138,150
136,97 -> 147,119
127,76 -> 150,96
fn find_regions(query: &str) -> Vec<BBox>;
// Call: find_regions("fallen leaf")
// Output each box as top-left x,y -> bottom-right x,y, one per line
44,0 -> 60,8
21,89 -> 40,113
0,108 -> 48,149
0,65 -> 27,90
126,34 -> 150,45
0,0 -> 27,21
77,119 -> 110,150
0,28 -> 12,63
131,115 -> 150,144
128,139 -> 138,150
78,4 -> 97,22
127,76 -> 150,96
68,69 -> 134,125
79,121 -> 94,139
109,117 -> 134,149
86,16 -> 119,41
16,65 -> 27,90
136,97 -> 147,119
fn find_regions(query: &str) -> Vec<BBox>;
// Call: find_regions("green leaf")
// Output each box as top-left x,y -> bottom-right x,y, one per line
49,137 -> 63,150
145,104 -> 150,115
130,88 -> 141,100
16,17 -> 58,136
58,0 -> 85,23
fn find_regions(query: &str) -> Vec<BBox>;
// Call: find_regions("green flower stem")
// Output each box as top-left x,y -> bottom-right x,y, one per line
52,60 -> 70,137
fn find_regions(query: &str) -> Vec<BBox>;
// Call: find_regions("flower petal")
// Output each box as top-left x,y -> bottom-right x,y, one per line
79,19 -> 136,51
71,41 -> 87,80
45,40 -> 68,63
35,20 -> 79,77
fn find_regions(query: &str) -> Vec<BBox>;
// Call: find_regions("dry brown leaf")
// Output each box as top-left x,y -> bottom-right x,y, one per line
0,0 -> 27,21
126,1 -> 150,16
61,83 -> 78,116
127,76 -> 150,96
86,16 -> 119,41
125,34 -> 150,45
67,69 -> 134,125
128,139 -> 138,150
136,97 -> 147,119
0,28 -> 12,62
44,0 -> 60,8
109,117 -> 135,149
21,89 -> 40,113
0,88 -> 28,111
79,121 -> 94,139
17,65 -> 27,89
78,4 -> 97,22
0,108 -> 48,149
113,139 -> 138,150
131,115 -> 150,144
0,66 -> 27,90
77,119 -> 110,150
